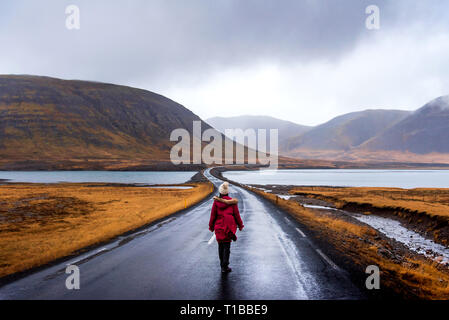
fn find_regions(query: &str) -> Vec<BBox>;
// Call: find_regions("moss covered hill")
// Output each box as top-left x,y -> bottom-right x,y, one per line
0,75 -> 211,169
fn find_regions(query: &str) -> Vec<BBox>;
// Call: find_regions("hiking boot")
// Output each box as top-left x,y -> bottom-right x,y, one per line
221,267 -> 232,273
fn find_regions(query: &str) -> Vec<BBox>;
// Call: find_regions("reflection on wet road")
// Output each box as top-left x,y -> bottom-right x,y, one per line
0,169 -> 363,300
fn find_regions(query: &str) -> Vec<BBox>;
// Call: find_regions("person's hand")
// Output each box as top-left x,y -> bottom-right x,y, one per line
213,196 -> 220,201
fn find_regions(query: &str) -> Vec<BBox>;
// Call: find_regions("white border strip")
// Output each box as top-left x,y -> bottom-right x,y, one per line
316,249 -> 340,270
295,227 -> 306,238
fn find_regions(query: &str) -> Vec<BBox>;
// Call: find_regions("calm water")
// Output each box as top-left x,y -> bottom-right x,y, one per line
0,171 -> 197,185
223,169 -> 449,188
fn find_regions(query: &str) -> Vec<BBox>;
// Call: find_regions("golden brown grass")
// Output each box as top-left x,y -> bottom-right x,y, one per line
250,187 -> 449,299
0,182 -> 212,278
290,186 -> 449,219
291,187 -> 449,246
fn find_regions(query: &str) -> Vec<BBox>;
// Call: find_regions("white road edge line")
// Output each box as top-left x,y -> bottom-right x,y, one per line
285,217 -> 306,238
295,227 -> 306,238
208,234 -> 216,245
66,247 -> 108,266
315,249 -> 340,271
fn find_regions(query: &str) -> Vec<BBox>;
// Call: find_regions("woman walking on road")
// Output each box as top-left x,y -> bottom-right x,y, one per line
209,182 -> 244,273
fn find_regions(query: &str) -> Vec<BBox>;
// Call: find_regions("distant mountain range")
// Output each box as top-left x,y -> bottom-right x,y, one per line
206,115 -> 311,148
283,109 -> 410,152
0,75 -> 448,169
208,96 -> 449,163
361,96 -> 449,154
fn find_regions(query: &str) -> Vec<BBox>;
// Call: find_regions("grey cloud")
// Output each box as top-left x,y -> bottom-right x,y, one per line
0,0 -> 424,84
0,0 -> 448,126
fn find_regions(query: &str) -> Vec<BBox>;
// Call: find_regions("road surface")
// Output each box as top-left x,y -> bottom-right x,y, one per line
0,169 -> 363,300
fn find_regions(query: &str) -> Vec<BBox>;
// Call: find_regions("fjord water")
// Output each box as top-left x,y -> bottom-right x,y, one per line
0,171 -> 197,184
223,169 -> 449,188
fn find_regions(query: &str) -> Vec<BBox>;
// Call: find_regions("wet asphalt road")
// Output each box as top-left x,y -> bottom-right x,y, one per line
0,169 -> 363,300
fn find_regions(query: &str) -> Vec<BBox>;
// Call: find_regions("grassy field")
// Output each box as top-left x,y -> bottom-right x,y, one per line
250,187 -> 449,299
0,182 -> 212,278
290,187 -> 449,218
290,187 -> 449,246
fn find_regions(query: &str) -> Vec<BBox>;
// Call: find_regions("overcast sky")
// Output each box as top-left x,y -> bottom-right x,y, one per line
1,1 -> 448,126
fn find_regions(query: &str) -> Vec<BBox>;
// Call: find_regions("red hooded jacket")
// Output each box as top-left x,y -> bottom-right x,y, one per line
209,196 -> 244,243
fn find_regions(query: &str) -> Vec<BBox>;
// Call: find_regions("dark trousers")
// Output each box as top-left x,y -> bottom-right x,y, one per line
218,242 -> 231,269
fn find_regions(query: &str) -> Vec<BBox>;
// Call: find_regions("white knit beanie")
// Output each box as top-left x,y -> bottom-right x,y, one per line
219,182 -> 229,195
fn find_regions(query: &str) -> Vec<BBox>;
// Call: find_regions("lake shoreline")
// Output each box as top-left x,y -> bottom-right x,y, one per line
1,158 -> 449,171
223,168 -> 449,189
0,171 -> 198,185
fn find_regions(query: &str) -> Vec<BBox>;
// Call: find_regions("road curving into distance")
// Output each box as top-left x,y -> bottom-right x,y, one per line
0,169 -> 364,300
